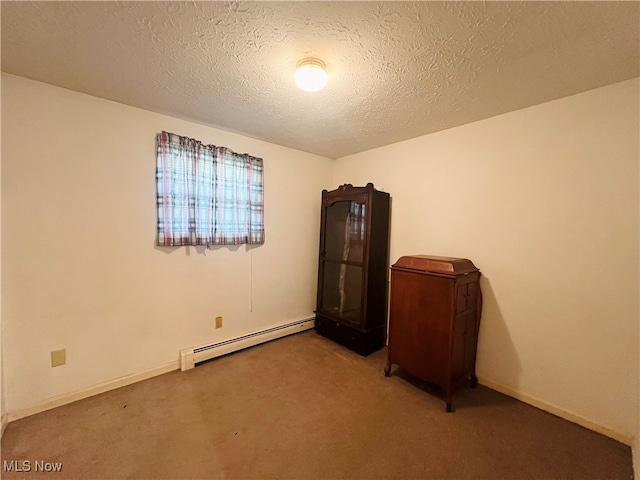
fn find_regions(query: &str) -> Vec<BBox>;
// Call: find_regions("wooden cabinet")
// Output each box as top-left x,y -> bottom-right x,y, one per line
385,255 -> 482,411
314,183 -> 390,356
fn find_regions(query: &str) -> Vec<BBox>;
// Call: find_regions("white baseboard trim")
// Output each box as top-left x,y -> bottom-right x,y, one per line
1,413 -> 8,437
7,361 -> 179,423
479,377 -> 633,446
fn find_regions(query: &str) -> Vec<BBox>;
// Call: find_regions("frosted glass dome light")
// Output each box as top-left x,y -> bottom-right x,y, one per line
294,58 -> 328,92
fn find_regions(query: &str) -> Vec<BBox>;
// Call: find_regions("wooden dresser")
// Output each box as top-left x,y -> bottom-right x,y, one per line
385,255 -> 482,412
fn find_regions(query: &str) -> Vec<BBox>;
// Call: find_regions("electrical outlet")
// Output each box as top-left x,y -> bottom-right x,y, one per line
51,349 -> 66,367
215,316 -> 223,329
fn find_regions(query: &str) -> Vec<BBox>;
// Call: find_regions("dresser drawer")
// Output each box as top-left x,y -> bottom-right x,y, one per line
315,314 -> 385,356
456,281 -> 478,313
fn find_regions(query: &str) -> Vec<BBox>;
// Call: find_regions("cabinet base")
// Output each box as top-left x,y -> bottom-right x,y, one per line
384,360 -> 478,412
314,315 -> 385,356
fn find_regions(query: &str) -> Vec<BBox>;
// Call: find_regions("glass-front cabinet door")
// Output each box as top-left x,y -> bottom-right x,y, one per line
319,200 -> 366,326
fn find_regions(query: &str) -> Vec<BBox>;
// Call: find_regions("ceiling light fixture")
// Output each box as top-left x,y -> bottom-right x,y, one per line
294,58 -> 327,92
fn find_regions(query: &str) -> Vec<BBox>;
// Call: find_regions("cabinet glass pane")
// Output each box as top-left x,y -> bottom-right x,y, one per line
321,261 -> 362,324
324,201 -> 365,263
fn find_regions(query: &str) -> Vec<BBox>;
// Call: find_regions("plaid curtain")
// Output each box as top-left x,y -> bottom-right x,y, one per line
156,131 -> 264,246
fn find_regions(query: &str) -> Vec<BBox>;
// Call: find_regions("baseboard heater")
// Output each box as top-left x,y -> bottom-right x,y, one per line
179,317 -> 315,371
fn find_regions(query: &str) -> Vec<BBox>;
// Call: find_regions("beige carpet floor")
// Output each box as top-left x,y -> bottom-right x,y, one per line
1,330 -> 633,479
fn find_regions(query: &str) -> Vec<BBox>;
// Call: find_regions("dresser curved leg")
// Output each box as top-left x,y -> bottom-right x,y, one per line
445,387 -> 453,412
384,361 -> 392,377
470,373 -> 478,388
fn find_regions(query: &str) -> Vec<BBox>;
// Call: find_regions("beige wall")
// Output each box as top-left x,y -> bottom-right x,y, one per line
2,72 -> 638,446
333,78 -> 640,441
636,155 -> 640,477
0,73 -> 4,433
1,74 -> 333,414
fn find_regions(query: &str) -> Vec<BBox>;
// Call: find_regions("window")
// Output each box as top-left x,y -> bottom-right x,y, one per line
156,131 -> 264,246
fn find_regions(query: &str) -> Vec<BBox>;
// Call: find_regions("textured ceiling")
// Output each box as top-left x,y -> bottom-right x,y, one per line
2,1 -> 639,159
